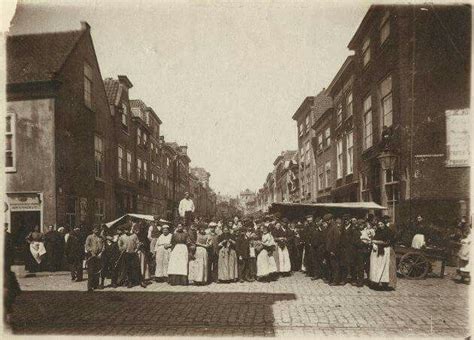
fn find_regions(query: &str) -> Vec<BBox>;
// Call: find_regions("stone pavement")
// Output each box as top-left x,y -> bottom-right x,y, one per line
8,267 -> 470,337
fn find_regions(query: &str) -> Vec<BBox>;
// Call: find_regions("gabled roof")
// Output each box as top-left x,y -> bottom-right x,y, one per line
292,96 -> 315,121
7,29 -> 85,84
104,78 -> 120,104
326,56 -> 354,96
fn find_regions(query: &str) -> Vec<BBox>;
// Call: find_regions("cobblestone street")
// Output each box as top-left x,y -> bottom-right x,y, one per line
9,268 -> 469,337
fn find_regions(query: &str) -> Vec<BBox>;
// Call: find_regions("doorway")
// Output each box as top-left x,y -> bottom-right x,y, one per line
10,211 -> 41,265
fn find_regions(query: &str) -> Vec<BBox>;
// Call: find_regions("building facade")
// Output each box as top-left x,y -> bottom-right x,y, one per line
5,22 -> 114,261
292,96 -> 315,203
348,4 -> 471,224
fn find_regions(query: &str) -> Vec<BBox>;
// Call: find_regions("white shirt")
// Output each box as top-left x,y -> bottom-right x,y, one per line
178,198 -> 195,217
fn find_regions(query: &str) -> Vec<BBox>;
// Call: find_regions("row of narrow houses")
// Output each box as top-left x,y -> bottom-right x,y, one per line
5,21 -> 217,258
254,4 -> 470,225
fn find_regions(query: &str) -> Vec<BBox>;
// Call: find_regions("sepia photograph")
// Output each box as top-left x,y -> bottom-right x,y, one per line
1,0 -> 471,338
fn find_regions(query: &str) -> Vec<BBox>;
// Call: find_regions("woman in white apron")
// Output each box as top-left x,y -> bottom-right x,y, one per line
167,224 -> 190,286
154,225 -> 172,282
256,226 -> 277,282
369,221 -> 397,290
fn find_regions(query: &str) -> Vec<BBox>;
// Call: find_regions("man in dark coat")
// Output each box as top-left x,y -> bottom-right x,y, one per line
65,227 -> 84,282
236,228 -> 251,282
310,217 -> 327,281
100,234 -> 120,288
339,217 -> 357,285
286,221 -> 299,272
325,214 -> 342,286
44,225 -> 62,272
302,217 -> 313,276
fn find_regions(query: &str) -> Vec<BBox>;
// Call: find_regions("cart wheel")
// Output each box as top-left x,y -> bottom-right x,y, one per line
398,252 -> 429,280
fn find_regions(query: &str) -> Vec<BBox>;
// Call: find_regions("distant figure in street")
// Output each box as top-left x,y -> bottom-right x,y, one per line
84,225 -> 105,292
65,227 -> 84,282
179,192 -> 195,226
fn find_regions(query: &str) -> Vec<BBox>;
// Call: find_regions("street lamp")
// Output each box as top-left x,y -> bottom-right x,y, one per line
377,150 -> 398,224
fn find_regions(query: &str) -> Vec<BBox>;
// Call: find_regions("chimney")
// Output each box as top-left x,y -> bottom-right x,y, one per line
81,21 -> 91,31
179,146 -> 188,155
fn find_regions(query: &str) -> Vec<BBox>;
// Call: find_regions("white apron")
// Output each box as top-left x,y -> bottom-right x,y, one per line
30,242 -> 46,264
276,246 -> 291,273
167,244 -> 188,276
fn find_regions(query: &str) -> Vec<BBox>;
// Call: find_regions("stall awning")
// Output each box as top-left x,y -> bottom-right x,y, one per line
271,202 -> 386,210
105,214 -> 170,228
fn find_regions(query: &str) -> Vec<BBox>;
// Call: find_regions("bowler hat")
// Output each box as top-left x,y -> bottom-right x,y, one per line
323,213 -> 333,222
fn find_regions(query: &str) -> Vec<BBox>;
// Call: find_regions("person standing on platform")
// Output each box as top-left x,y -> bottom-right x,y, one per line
84,225 -> 104,292
179,192 -> 195,226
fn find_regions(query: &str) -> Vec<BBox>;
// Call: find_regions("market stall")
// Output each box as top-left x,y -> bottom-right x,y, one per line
269,201 -> 386,220
105,214 -> 170,229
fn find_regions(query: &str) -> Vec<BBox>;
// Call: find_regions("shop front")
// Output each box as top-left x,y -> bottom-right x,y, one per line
5,192 -> 43,264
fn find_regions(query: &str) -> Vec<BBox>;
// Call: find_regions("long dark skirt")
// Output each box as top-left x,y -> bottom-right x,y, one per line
168,274 -> 188,286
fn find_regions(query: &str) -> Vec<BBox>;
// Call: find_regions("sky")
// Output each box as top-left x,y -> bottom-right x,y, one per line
6,0 -> 369,196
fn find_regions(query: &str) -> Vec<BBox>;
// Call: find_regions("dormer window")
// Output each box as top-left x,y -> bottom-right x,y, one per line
121,103 -> 128,128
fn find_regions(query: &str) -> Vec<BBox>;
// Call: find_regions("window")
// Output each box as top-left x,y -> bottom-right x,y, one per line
298,123 -> 303,137
362,38 -> 370,67
121,103 -> 128,127
137,158 -> 142,179
137,128 -> 142,145
5,114 -> 15,171
361,174 -> 370,202
143,133 -> 147,146
363,96 -> 373,150
151,143 -> 154,152
118,146 -> 125,179
336,102 -> 343,126
305,115 -> 310,133
143,161 -> 147,180
84,63 -> 93,109
317,134 -> 323,151
325,161 -> 331,188
346,92 -> 353,118
380,75 -> 393,128
346,131 -> 354,175
318,165 -> 324,190
151,173 -> 155,182
95,199 -> 105,222
94,135 -> 104,180
66,197 -> 77,227
336,139 -> 343,179
324,127 -> 331,146
166,157 -> 170,167
380,11 -> 390,44
126,151 -> 132,181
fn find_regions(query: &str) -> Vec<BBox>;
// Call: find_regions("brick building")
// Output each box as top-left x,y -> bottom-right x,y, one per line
326,56 -> 358,203
5,22 -> 114,260
292,96 -> 315,202
346,4 -> 471,224
273,151 -> 298,203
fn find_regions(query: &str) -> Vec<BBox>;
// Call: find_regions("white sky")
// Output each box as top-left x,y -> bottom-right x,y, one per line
6,0 -> 370,196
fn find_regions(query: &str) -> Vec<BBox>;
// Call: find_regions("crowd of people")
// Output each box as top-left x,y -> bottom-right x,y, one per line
19,208 -> 472,293
22,211 -> 406,292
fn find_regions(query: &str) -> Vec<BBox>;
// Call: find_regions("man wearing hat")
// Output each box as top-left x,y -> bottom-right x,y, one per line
84,225 -> 105,292
179,192 -> 195,227
324,214 -> 342,286
65,227 -> 83,282
310,217 -> 326,281
100,231 -> 120,289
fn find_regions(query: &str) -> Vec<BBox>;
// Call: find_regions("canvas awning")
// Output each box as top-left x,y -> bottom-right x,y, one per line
105,214 -> 170,228
269,201 -> 387,219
